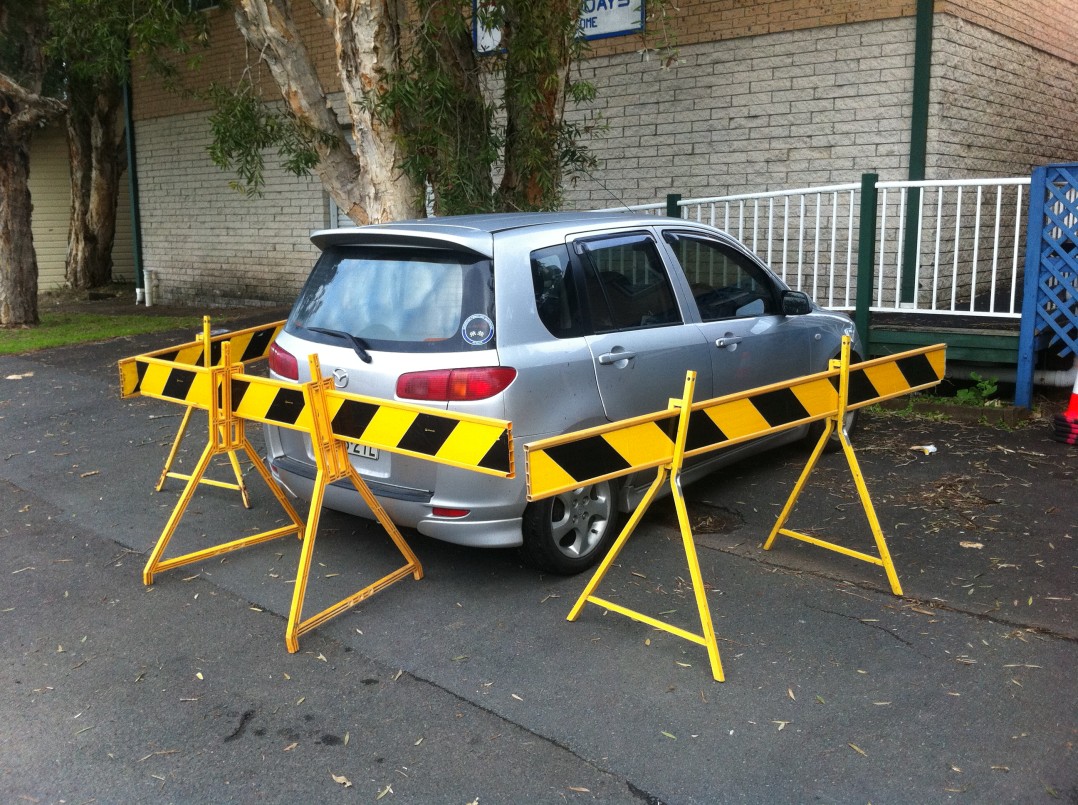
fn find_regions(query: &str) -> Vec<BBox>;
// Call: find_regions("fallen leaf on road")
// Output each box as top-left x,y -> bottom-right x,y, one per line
79,470 -> 100,478
788,687 -> 796,701
848,743 -> 867,756
376,784 -> 392,798
959,541 -> 984,549
283,742 -> 297,751
331,773 -> 352,787
568,787 -> 591,793
773,721 -> 790,731
662,731 -> 676,740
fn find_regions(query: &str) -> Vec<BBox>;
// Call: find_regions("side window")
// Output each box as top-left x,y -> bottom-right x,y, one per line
576,233 -> 682,332
531,244 -> 584,338
663,232 -> 778,321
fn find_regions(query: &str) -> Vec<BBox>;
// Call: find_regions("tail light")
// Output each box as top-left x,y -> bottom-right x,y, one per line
396,367 -> 516,401
269,342 -> 299,380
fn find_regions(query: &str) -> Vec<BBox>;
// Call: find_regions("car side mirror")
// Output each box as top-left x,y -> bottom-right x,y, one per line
781,290 -> 812,316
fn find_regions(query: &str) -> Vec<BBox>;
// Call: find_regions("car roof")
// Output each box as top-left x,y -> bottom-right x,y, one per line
310,211 -> 702,254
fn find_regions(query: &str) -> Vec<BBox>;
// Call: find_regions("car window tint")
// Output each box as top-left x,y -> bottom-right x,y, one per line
287,245 -> 495,353
531,244 -> 584,338
663,233 -> 777,321
577,233 -> 681,331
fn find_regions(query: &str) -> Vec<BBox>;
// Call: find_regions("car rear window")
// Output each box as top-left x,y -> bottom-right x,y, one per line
287,245 -> 496,352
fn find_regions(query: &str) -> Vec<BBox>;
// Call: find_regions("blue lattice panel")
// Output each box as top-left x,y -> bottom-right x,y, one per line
1016,164 -> 1078,407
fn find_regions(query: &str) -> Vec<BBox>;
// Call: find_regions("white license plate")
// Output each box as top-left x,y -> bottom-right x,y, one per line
347,443 -> 380,460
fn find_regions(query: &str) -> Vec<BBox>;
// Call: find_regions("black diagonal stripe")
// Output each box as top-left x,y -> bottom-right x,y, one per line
687,409 -> 729,451
133,359 -> 148,393
264,388 -> 306,425
241,327 -> 276,362
896,353 -> 939,388
159,349 -> 179,363
230,378 -> 250,409
161,367 -> 196,402
830,370 -> 879,405
846,369 -> 879,405
331,399 -> 379,440
398,414 -> 455,457
478,430 -> 512,474
544,436 -> 632,485
752,387 -> 811,428
208,340 -> 223,367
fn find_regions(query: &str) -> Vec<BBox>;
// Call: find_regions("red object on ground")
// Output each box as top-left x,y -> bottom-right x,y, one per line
1051,369 -> 1078,445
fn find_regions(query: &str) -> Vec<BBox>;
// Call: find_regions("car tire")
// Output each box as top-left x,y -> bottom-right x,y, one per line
520,480 -> 622,575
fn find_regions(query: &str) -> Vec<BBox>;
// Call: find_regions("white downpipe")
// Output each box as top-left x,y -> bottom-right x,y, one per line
144,269 -> 158,308
948,359 -> 1078,389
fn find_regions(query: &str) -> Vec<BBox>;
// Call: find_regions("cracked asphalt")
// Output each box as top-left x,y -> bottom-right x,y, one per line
1,319 -> 1075,804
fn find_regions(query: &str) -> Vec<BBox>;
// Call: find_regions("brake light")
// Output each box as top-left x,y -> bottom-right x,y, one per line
269,342 -> 299,380
396,367 -> 516,401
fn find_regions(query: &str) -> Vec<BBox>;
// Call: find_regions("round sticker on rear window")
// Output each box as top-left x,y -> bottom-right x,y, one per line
461,314 -> 494,346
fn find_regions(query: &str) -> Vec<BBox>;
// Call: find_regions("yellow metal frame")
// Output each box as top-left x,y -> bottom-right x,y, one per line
284,355 -> 423,653
567,371 -> 725,682
762,335 -> 903,596
143,340 -> 306,586
154,317 -> 250,507
140,346 -> 424,653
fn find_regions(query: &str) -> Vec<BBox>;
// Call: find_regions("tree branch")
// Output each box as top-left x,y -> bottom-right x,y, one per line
0,72 -> 67,137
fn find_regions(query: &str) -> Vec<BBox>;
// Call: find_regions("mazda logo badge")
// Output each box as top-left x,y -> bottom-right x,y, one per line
332,367 -> 349,388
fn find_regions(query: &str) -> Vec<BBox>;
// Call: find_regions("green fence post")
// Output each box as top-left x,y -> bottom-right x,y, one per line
666,193 -> 682,218
855,173 -> 879,352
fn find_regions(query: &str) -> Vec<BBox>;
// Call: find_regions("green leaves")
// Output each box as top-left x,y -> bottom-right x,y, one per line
205,80 -> 336,197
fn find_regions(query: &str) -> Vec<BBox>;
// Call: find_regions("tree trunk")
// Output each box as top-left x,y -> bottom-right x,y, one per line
498,0 -> 577,211
330,0 -> 420,223
234,0 -> 420,225
407,0 -> 495,215
65,78 -> 126,289
0,70 -> 66,327
0,141 -> 41,327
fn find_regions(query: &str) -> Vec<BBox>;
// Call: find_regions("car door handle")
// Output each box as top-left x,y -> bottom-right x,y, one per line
715,336 -> 743,349
598,350 -> 636,365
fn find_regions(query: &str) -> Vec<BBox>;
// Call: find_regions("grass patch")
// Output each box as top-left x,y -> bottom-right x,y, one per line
0,311 -> 203,355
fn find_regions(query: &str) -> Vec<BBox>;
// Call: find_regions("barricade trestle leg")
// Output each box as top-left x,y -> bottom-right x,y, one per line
566,371 -> 726,682
285,355 -> 423,653
152,317 -> 264,508
762,335 -> 904,596
143,341 -> 305,586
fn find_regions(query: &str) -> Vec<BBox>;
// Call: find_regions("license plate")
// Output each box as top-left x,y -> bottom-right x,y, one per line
347,443 -> 380,460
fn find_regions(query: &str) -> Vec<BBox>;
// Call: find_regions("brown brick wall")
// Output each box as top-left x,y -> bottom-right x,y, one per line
133,4 -> 339,121
589,0 -> 915,58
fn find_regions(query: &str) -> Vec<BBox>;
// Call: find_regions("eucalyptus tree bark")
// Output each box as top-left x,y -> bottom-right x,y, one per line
0,72 -> 66,327
407,0 -> 495,215
64,77 -> 126,289
234,0 -> 419,224
498,0 -> 577,211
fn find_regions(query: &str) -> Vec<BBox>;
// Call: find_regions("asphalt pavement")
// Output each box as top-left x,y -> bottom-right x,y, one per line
1,318 -> 1075,804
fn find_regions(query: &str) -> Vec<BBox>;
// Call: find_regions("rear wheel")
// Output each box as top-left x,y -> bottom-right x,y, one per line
520,480 -> 621,575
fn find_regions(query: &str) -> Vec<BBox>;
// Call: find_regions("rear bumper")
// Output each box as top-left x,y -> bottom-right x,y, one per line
269,455 -> 526,549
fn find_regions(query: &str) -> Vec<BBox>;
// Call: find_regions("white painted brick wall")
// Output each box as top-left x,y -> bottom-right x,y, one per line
136,112 -> 327,307
563,18 -> 919,210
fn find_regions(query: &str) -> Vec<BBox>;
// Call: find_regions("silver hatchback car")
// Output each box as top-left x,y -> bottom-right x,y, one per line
266,212 -> 859,573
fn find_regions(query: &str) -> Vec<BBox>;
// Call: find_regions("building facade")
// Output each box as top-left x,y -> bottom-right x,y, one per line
129,0 -> 1078,306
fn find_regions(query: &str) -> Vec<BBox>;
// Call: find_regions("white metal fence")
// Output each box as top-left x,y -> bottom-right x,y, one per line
596,175 -> 1032,320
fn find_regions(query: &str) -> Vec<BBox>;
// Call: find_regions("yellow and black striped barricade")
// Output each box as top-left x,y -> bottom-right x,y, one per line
525,337 -> 946,681
118,315 -> 285,506
120,340 -> 513,652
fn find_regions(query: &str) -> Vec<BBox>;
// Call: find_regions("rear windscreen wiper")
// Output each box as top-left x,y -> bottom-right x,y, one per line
308,326 -> 373,364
